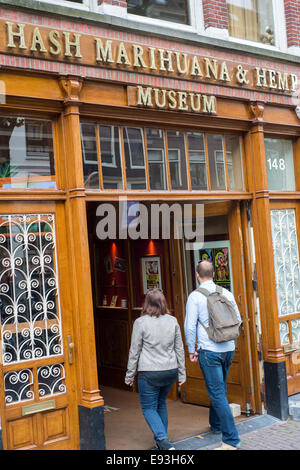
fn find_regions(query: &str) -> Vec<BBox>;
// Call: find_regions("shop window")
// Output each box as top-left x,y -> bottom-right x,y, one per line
145,128 -> 167,190
123,127 -> 147,190
227,0 -> 275,45
127,0 -> 190,25
186,132 -> 208,190
265,138 -> 295,191
0,117 -> 55,189
100,126 -> 124,190
167,131 -> 188,190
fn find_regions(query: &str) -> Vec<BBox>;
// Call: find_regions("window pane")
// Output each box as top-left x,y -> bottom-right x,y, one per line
0,117 -> 55,189
146,129 -> 167,190
100,126 -> 124,190
166,131 -> 188,190
271,209 -> 300,316
123,128 -> 146,190
127,0 -> 190,25
81,122 -> 99,190
225,136 -> 244,190
227,0 -> 275,45
206,134 -> 226,190
186,132 -> 208,190
265,139 -> 295,191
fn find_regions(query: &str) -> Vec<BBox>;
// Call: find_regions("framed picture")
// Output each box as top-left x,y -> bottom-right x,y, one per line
141,256 -> 162,295
110,295 -> 118,307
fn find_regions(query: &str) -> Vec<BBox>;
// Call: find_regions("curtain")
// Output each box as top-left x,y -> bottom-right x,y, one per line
227,0 -> 259,41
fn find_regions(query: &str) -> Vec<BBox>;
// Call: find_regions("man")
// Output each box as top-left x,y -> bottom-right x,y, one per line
184,260 -> 241,450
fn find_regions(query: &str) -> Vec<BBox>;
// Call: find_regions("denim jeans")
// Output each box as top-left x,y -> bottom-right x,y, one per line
137,372 -> 177,442
198,349 -> 240,448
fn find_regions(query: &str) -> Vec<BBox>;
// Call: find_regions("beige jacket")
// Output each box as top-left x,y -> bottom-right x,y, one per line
125,314 -> 186,384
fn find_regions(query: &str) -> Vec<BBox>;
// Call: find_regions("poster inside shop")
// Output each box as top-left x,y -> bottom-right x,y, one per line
194,241 -> 232,291
141,256 -> 162,294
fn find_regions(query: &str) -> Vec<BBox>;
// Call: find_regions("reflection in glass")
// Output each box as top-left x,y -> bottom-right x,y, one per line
227,0 -> 275,45
127,0 -> 190,25
265,139 -> 295,191
186,133 -> 208,190
225,136 -> 244,190
167,131 -> 188,190
99,126 -> 124,190
146,129 -> 167,190
0,117 -> 55,189
123,127 -> 147,190
206,134 -> 226,190
81,122 -> 99,189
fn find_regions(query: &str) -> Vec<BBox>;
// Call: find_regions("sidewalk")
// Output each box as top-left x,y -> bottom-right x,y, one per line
173,415 -> 300,451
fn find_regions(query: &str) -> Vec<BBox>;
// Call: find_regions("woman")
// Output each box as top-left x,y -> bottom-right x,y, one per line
125,288 -> 186,451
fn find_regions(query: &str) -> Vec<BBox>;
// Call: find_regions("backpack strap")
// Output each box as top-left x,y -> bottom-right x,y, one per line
196,287 -> 210,297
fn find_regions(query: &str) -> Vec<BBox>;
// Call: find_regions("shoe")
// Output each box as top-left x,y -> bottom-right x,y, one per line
156,439 -> 176,450
214,442 -> 238,450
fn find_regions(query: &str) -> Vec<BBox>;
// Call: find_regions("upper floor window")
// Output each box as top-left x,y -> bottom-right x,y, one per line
227,0 -> 275,45
0,117 -> 56,190
127,0 -> 190,25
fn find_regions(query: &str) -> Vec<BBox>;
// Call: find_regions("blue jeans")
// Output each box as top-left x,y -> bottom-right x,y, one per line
198,349 -> 240,448
138,373 -> 176,442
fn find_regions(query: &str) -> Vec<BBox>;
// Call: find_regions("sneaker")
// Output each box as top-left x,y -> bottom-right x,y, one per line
156,439 -> 176,450
214,442 -> 238,450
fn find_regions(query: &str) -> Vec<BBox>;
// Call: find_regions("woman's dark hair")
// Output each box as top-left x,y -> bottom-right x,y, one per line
141,288 -> 170,318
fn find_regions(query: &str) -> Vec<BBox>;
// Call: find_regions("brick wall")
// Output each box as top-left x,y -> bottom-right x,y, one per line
202,0 -> 228,30
284,0 -> 300,48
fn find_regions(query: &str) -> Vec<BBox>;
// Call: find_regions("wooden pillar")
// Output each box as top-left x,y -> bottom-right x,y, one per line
245,102 -> 288,419
59,76 -> 105,449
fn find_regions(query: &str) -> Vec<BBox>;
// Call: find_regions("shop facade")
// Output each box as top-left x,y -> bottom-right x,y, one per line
0,0 -> 299,450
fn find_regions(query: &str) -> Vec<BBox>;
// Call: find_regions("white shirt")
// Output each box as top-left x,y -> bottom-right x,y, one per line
184,280 -> 242,353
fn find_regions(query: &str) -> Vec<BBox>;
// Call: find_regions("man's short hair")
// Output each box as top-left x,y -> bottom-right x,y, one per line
197,260 -> 214,279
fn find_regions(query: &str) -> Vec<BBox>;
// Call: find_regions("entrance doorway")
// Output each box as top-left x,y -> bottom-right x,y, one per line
87,200 -> 257,414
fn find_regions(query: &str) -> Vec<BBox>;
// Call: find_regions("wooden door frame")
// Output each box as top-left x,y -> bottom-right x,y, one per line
172,200 -> 261,413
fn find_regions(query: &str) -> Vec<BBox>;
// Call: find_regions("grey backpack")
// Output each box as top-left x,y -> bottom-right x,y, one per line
196,285 -> 240,343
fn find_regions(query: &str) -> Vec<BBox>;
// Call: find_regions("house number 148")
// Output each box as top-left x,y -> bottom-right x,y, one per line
267,158 -> 286,171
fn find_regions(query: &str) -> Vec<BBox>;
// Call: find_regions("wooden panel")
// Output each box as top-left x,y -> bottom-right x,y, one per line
7,416 -> 38,450
42,408 -> 69,445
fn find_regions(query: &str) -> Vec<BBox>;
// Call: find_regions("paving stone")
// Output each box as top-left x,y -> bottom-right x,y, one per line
173,415 -> 300,451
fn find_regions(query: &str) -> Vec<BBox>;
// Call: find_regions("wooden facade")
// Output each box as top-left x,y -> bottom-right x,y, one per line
0,4 -> 299,450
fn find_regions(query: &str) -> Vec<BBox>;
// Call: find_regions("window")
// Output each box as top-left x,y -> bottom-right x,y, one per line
225,135 -> 244,191
265,138 -> 295,191
0,117 -> 55,189
146,128 -> 167,190
167,131 -> 188,190
127,0 -> 190,25
227,0 -> 275,45
207,134 -> 226,190
186,133 -> 208,190
123,127 -> 147,190
80,124 -> 245,192
81,123 -> 99,189
100,126 -> 123,190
